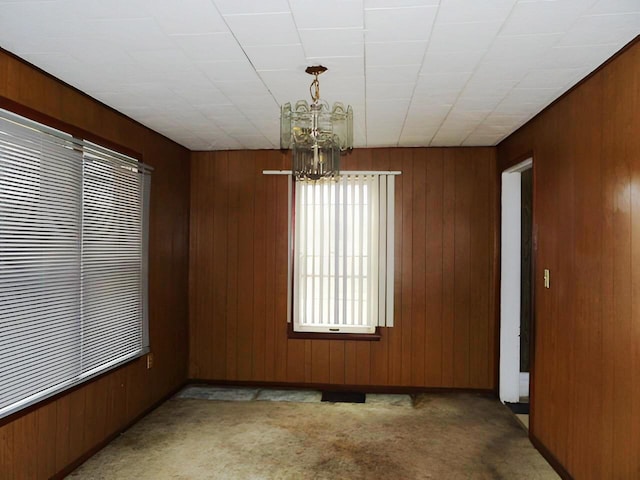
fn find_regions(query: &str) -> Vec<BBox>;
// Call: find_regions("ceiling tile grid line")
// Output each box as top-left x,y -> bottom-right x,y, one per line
0,0 -> 637,149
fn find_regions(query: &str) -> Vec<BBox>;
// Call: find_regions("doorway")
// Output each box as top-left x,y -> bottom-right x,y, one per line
499,158 -> 533,422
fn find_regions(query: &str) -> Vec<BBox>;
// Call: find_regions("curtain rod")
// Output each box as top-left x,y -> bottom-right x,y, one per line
262,170 -> 402,175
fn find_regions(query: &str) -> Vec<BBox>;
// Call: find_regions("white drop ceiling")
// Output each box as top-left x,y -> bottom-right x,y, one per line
0,0 -> 638,150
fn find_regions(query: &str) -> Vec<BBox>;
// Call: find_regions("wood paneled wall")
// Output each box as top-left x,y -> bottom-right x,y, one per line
498,39 -> 640,479
189,147 -> 497,389
0,51 -> 190,478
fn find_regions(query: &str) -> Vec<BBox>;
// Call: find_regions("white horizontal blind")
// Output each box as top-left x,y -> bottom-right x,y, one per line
0,115 -> 83,414
0,110 -> 150,419
80,145 -> 149,377
293,173 -> 395,333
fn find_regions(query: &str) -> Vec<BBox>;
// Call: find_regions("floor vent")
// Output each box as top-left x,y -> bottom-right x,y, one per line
321,391 -> 366,403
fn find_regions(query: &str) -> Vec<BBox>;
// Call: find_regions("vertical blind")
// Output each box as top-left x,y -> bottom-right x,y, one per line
0,110 -> 151,419
292,173 -> 395,333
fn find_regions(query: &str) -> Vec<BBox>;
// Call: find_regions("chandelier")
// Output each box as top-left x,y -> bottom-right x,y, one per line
280,66 -> 353,181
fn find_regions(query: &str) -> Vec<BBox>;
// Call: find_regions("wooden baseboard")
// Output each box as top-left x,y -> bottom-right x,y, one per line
51,380 -> 188,480
530,433 -> 573,480
187,378 -> 496,396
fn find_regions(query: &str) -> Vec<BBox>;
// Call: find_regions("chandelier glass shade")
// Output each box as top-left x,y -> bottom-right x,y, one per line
280,66 -> 353,181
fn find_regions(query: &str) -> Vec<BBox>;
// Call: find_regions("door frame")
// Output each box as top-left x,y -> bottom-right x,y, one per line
499,157 -> 533,404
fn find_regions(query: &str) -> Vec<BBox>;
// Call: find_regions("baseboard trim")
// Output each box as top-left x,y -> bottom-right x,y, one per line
530,433 -> 573,480
187,378 -> 496,396
51,380 -> 188,480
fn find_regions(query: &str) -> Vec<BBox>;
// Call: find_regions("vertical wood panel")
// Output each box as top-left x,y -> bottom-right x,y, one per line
329,341 -> 346,384
311,340 -> 330,384
12,412 -> 38,479
469,152 -> 491,388
453,151 -> 471,387
400,152 -> 414,385
67,389 -> 87,464
236,150 -> 255,380
411,150 -> 427,386
263,168 -> 277,382
498,39 -> 640,480
0,423 -> 14,479
252,152 -> 268,381
211,154 -> 229,379
425,150 -> 444,385
273,164 -> 289,382
35,401 -> 57,478
83,377 -> 108,452
389,149 -> 404,385
441,151 -> 456,386
602,54 -> 635,479
225,152 -> 240,380
54,396 -> 71,472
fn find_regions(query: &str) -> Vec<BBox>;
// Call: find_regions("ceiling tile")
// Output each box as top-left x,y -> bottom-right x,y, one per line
170,33 -> 246,63
454,94 -> 504,111
366,41 -> 427,66
428,21 -> 502,53
517,67 -> 585,89
223,12 -> 300,46
366,83 -> 416,100
244,44 -> 307,71
416,71 -> 472,90
212,0 -> 291,15
484,112 -> 530,127
462,133 -> 503,146
169,83 -> 231,106
364,6 -> 438,42
588,0 -> 640,15
557,12 -> 640,46
365,0 -> 439,7
151,0 -> 228,34
198,60 -> 259,82
500,0 -> 599,36
215,78 -> 269,96
420,50 -> 484,74
225,94 -> 278,110
411,87 -> 460,104
85,17 -> 177,51
65,0 -> 152,19
484,33 -> 563,62
366,64 -> 420,83
290,0 -> 364,29
299,28 -> 364,58
539,43 -> 622,70
436,0 -> 516,23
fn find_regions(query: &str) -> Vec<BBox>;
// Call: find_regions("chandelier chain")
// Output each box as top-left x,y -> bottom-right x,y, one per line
310,75 -> 320,104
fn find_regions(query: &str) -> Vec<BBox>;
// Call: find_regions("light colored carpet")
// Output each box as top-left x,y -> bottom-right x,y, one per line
67,389 -> 558,479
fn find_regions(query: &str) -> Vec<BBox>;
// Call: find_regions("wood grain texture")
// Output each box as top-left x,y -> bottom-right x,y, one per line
497,39 -> 640,480
0,50 -> 190,478
189,147 -> 497,389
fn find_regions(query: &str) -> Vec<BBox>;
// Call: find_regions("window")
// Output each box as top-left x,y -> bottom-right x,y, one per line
0,109 -> 151,420
292,173 -> 396,334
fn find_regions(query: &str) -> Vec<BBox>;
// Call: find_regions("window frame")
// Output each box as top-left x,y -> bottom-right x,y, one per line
287,171 -> 398,337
